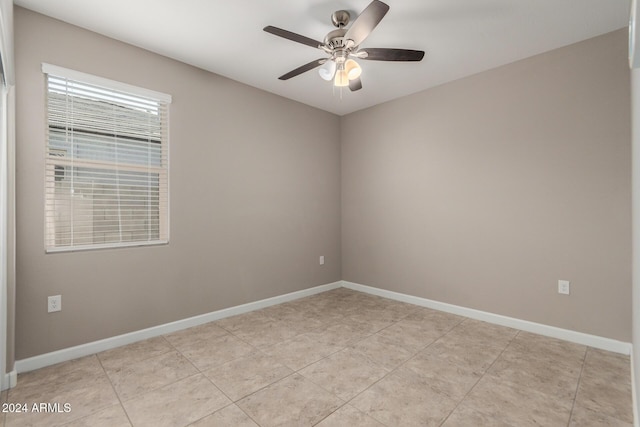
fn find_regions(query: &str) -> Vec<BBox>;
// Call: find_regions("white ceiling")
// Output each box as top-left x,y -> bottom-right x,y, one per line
15,0 -> 630,115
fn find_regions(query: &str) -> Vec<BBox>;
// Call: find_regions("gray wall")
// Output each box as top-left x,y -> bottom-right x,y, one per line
341,29 -> 632,341
15,8 -> 341,359
14,7 -> 631,360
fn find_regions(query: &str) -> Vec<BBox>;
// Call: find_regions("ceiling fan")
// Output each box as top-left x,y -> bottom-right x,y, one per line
263,0 -> 425,92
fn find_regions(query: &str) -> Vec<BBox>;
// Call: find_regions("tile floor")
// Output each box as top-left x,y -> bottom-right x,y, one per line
1,288 -> 633,426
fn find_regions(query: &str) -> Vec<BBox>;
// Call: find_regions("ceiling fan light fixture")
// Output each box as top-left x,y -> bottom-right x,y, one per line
334,69 -> 349,87
345,59 -> 362,80
318,60 -> 336,81
264,0 -> 425,94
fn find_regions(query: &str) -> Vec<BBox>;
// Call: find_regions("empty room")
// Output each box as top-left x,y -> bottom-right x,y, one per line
0,0 -> 638,425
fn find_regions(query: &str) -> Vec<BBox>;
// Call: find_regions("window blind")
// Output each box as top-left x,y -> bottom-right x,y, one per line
43,64 -> 171,252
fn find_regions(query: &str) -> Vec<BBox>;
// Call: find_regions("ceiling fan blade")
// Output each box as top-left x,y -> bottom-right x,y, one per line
278,58 -> 327,80
349,77 -> 363,92
359,48 -> 425,61
263,26 -> 323,49
344,0 -> 390,47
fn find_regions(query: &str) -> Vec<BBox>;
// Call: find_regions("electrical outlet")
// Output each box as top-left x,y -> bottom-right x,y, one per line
319,256 -> 325,265
48,295 -> 61,313
558,280 -> 570,295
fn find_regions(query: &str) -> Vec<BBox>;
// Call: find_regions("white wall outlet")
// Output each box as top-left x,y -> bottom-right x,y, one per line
48,295 -> 62,313
558,280 -> 570,295
319,256 -> 325,265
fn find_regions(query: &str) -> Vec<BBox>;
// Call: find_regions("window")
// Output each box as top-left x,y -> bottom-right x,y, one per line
43,64 -> 171,252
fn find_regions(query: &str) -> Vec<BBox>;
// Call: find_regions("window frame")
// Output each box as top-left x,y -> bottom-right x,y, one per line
42,63 -> 171,253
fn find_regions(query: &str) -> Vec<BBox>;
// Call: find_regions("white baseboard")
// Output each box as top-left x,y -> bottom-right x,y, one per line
15,281 -> 342,374
14,279 -> 632,377
2,369 -> 16,390
342,281 -> 632,355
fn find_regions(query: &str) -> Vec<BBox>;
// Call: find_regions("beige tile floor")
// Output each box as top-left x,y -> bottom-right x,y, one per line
1,288 -> 633,426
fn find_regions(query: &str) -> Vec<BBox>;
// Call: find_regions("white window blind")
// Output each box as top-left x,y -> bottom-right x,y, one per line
43,64 -> 171,252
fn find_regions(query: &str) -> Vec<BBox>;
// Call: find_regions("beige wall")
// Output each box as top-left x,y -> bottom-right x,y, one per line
14,7 -> 631,360
14,8 -> 341,359
341,29 -> 632,341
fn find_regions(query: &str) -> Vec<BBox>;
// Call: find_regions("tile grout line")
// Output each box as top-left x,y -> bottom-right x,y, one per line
437,329 -> 521,426
163,328 -> 252,405
166,326 -> 264,379
303,350 -> 401,423
10,289 -> 632,426
95,354 -> 136,427
311,310 -> 468,427
29,355 -> 134,427
89,303 -> 510,427
231,375 -> 299,427
100,335 -> 176,369
299,319 -> 406,426
566,347 -> 589,427
370,311 -> 469,421
377,312 -> 469,380
377,316 -> 492,425
102,334 -> 215,425
233,403 -> 263,427
164,298 -> 361,426
296,306 -> 429,426
171,305 -> 362,426
164,325 -> 275,427
197,372 -> 263,426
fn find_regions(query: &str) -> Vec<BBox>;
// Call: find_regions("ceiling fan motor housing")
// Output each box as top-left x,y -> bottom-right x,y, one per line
263,0 -> 425,90
324,28 -> 350,51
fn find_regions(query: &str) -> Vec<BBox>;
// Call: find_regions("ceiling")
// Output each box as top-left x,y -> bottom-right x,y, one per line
15,0 -> 630,116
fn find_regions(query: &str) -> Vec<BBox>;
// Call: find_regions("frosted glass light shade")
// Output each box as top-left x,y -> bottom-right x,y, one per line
334,69 -> 349,87
318,61 -> 336,81
345,59 -> 362,80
